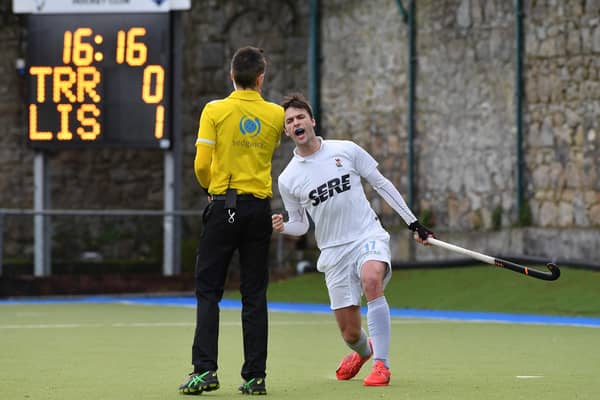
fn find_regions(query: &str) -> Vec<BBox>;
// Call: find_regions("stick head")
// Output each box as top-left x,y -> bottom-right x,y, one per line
546,262 -> 561,280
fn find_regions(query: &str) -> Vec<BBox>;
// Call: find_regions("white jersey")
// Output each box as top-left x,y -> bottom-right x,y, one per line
278,139 -> 389,249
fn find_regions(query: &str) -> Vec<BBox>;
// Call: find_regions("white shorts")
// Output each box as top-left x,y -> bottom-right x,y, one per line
317,235 -> 392,310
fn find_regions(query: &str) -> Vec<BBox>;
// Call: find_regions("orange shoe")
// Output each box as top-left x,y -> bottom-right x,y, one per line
335,339 -> 373,380
363,360 -> 391,386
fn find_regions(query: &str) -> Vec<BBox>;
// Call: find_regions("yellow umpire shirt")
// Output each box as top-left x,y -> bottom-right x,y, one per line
194,90 -> 284,199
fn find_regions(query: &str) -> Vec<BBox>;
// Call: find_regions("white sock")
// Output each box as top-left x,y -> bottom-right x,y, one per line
367,296 -> 391,368
346,328 -> 371,358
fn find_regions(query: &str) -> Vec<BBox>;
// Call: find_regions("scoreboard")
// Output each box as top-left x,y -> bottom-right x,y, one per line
27,13 -> 172,149
15,0 -> 190,149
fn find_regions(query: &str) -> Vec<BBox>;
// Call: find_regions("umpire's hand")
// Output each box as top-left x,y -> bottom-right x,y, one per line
272,214 -> 285,233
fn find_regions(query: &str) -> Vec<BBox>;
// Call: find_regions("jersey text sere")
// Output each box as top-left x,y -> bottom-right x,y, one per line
308,174 -> 351,206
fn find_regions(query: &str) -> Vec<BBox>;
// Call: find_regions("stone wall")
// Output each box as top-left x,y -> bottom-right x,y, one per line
321,0 -> 516,230
1,0 -> 599,267
524,0 -> 600,228
0,1 -> 33,258
319,0 -> 600,263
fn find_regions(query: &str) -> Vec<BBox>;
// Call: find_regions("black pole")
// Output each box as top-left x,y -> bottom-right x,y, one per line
308,0 -> 321,128
515,0 -> 524,224
407,0 -> 416,210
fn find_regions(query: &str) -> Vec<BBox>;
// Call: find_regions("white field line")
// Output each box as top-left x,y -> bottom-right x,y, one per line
0,319 -> 443,330
0,323 -> 104,329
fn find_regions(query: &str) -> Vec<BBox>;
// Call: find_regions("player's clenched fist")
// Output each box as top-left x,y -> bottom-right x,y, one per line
271,214 -> 285,232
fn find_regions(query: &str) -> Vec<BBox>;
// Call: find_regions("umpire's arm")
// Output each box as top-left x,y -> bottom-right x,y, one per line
194,144 -> 212,190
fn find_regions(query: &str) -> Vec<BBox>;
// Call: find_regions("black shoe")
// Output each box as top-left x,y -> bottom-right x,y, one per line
238,377 -> 267,395
178,371 -> 220,395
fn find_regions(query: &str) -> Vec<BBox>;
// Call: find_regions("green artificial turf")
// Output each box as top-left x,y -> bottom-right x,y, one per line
1,302 -> 599,400
1,265 -> 599,399
258,266 -> 600,316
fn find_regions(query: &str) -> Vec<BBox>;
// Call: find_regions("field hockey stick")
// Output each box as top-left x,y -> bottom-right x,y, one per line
426,237 -> 560,281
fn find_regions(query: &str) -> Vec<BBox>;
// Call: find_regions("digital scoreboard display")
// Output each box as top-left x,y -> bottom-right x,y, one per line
26,14 -> 172,149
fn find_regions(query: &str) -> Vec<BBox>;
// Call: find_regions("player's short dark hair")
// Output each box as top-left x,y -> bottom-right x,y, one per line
281,93 -> 314,120
231,46 -> 266,89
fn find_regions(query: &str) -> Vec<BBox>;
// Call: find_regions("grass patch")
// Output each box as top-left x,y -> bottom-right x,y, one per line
240,266 -> 600,316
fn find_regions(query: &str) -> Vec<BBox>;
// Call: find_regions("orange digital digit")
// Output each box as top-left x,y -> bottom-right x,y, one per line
115,30 -> 126,64
142,65 -> 164,103
126,27 -> 147,66
154,105 -> 164,139
62,30 -> 72,64
72,27 -> 94,66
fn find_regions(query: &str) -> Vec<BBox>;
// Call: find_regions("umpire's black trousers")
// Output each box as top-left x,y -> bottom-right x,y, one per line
192,197 -> 272,380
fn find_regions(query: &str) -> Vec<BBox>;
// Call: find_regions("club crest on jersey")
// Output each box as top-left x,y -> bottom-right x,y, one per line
335,158 -> 343,168
308,174 -> 351,206
239,116 -> 262,137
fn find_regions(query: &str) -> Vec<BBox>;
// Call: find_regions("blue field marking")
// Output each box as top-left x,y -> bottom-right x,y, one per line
1,296 -> 600,328
391,308 -> 600,328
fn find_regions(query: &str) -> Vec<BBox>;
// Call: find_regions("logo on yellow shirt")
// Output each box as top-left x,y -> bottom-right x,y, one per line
239,116 -> 262,137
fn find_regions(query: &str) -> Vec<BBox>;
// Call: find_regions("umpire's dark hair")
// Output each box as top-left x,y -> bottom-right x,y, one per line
280,93 -> 314,120
231,46 -> 266,89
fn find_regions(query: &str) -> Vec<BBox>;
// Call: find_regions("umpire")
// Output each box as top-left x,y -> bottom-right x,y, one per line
178,46 -> 284,396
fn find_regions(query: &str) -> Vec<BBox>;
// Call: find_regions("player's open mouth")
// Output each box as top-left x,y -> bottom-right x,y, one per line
294,128 -> 305,136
